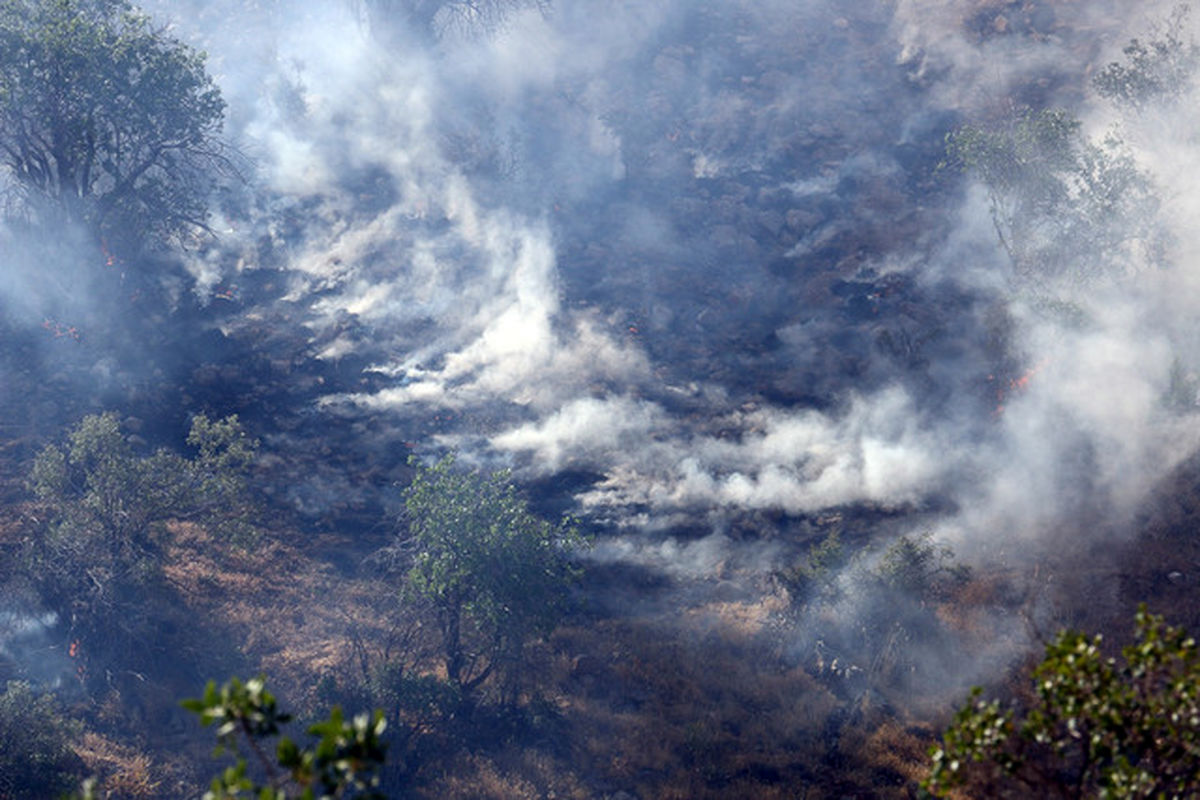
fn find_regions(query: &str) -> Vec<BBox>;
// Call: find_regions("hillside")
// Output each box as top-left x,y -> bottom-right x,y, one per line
2,0 -> 1200,797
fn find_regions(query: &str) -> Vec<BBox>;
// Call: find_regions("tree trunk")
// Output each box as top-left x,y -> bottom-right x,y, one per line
442,604 -> 464,687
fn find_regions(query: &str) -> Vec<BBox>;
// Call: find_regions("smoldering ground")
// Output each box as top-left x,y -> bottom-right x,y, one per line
5,0 -> 1200,708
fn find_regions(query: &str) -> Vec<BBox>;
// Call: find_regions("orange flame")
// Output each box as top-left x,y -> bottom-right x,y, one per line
992,358 -> 1049,415
100,239 -> 117,268
67,639 -> 87,682
42,318 -> 81,342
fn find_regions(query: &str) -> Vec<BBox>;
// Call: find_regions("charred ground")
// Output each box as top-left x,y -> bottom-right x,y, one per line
1,0 -> 1199,797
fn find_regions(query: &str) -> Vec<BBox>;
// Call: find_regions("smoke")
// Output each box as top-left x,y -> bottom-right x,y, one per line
119,0 -> 1200,564
492,387 -> 947,522
6,0 -> 1200,698
0,600 -> 71,689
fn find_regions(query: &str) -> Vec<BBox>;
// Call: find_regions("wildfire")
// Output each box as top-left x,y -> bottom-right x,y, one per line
214,284 -> 240,302
991,358 -> 1048,415
42,317 -> 81,342
67,638 -> 86,683
100,239 -> 118,269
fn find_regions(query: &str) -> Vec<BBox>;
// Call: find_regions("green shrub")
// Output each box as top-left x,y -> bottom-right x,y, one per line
398,454 -> 587,699
945,108 -> 1158,287
925,606 -> 1200,797
25,412 -> 259,685
0,681 -> 83,799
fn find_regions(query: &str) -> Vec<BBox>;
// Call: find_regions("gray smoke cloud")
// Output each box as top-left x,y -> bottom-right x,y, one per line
117,0 -> 1196,558
26,0 -> 1175,704
491,388 -> 947,520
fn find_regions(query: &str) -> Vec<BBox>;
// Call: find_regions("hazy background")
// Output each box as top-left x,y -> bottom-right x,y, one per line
5,0 -> 1200,689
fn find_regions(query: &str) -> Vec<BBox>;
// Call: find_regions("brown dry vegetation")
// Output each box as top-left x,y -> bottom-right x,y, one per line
75,733 -> 160,799
0,1 -> 1193,797
63,510 -> 959,797
6,452 -> 1180,799
163,523 -> 381,696
0,402 -> 1193,799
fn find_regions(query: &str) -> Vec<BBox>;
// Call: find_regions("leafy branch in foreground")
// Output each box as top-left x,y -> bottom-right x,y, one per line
924,605 -> 1200,798
178,676 -> 387,800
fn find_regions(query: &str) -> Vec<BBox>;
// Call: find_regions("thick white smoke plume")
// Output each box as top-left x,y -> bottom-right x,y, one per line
107,0 -> 1200,603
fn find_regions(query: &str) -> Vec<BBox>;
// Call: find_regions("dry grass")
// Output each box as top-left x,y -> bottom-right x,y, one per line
72,431 -> 1200,799
539,611 -> 846,799
75,732 -> 161,799
434,750 -> 591,800
162,522 -> 390,704
160,531 -> 1010,799
74,490 -> 1200,800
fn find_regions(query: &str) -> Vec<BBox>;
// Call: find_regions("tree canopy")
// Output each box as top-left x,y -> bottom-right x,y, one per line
27,412 -> 259,687
398,454 -> 585,696
0,0 -> 232,253
945,108 -> 1158,288
925,606 -> 1200,798
0,681 -> 83,800
1093,4 -> 1199,110
360,0 -> 550,40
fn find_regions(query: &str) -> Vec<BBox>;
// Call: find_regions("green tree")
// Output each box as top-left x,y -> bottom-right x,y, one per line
945,108 -> 1159,287
776,528 -> 846,603
924,606 -> 1200,798
26,412 -> 258,684
0,680 -> 83,799
397,453 -> 585,698
0,0 -> 234,253
874,532 -> 969,599
360,0 -> 550,40
1093,4 -> 1198,110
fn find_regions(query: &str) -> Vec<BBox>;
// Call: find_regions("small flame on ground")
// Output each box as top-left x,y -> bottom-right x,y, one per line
100,239 -> 118,269
42,318 -> 81,342
991,358 -> 1049,415
68,638 -> 86,683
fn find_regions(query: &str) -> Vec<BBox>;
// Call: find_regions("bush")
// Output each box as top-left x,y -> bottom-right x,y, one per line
397,453 -> 587,699
874,533 -> 969,601
25,412 -> 259,685
945,108 -> 1159,287
925,605 -> 1200,797
776,528 -> 846,604
0,681 -> 83,799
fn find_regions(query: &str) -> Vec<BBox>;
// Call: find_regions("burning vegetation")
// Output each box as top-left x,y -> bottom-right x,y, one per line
2,0 -> 1200,797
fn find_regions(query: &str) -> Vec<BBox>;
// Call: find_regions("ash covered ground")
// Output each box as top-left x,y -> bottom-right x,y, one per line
4,0 -> 1200,795
100,0 -> 1197,594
